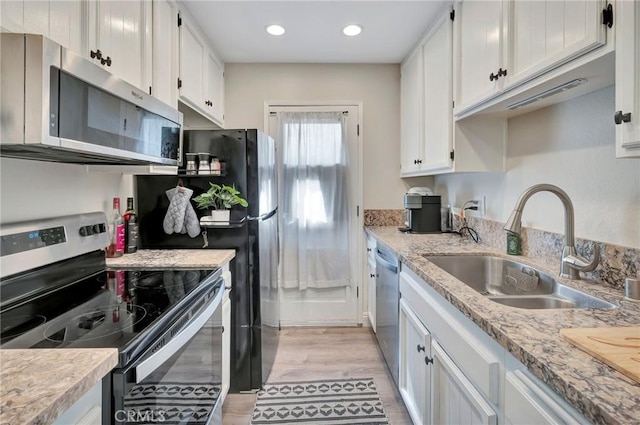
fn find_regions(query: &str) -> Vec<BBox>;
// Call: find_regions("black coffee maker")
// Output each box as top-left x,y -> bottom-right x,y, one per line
402,193 -> 442,233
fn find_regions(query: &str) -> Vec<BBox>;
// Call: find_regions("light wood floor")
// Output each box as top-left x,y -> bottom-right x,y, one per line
222,327 -> 412,424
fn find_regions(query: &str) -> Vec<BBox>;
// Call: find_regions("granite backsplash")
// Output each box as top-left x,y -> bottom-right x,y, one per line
364,209 -> 639,290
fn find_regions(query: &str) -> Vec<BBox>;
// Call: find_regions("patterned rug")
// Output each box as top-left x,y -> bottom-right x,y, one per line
251,378 -> 390,424
123,382 -> 220,424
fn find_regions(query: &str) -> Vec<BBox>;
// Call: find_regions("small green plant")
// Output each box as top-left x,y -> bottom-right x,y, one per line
193,183 -> 248,210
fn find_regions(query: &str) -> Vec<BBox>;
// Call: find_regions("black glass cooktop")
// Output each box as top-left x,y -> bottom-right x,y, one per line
0,264 -> 217,351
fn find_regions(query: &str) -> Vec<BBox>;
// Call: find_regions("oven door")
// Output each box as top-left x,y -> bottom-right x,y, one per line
112,282 -> 224,425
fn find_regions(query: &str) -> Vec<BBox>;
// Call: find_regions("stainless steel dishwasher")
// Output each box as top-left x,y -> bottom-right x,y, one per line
375,245 -> 399,385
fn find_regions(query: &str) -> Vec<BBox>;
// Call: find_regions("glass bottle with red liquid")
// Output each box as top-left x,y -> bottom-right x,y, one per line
106,197 -> 125,258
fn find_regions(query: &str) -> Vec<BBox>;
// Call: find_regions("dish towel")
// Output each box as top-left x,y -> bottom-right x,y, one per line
163,186 -> 201,238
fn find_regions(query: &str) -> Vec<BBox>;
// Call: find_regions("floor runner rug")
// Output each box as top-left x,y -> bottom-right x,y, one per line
123,382 -> 220,425
251,377 -> 390,424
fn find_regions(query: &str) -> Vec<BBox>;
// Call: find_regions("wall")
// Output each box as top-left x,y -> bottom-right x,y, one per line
0,158 -> 132,224
224,63 -> 433,209
434,87 -> 640,248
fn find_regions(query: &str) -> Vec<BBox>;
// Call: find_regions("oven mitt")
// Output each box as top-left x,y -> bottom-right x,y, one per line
163,271 -> 186,305
163,186 -> 201,238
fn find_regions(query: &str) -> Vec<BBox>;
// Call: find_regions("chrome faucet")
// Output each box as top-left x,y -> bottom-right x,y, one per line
504,184 -> 599,280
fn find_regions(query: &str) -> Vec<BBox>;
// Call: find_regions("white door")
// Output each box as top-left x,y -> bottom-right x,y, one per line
399,299 -> 432,425
205,51 -> 225,124
432,341 -> 497,425
454,0 -> 503,113
268,104 -> 361,326
179,14 -> 205,109
152,0 -> 179,108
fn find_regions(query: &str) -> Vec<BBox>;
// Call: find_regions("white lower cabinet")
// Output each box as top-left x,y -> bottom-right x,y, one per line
432,341 -> 497,425
399,299 -> 431,425
398,265 -> 590,425
52,380 -> 102,425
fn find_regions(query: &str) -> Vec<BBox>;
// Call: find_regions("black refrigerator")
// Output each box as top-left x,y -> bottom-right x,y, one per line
135,129 -> 279,392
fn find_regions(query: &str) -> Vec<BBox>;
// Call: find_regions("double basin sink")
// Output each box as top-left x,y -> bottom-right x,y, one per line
425,255 -> 616,310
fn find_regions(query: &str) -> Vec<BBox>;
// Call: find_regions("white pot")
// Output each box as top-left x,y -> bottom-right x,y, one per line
210,209 -> 230,224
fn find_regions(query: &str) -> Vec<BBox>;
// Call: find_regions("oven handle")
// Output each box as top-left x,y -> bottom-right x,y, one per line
134,285 -> 224,383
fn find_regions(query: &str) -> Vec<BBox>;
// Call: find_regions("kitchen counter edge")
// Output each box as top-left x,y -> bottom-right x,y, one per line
0,348 -> 118,425
105,249 -> 236,269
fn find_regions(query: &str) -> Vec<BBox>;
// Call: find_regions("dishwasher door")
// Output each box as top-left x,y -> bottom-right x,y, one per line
375,247 -> 399,385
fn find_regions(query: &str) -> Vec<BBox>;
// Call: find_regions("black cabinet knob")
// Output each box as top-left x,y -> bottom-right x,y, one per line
90,49 -> 103,60
370,273 -> 375,278
614,111 -> 632,125
497,67 -> 507,77
101,56 -> 112,67
489,72 -> 497,81
417,344 -> 425,353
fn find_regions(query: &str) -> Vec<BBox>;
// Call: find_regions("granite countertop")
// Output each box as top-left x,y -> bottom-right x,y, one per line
0,349 -> 118,425
105,249 -> 235,269
366,226 -> 640,425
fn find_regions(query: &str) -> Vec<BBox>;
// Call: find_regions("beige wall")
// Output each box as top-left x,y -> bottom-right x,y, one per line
224,63 -> 433,209
435,87 -> 640,248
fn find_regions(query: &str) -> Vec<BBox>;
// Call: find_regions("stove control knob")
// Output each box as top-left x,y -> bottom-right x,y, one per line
92,224 -> 101,234
98,223 -> 107,233
85,225 -> 95,236
79,227 -> 88,236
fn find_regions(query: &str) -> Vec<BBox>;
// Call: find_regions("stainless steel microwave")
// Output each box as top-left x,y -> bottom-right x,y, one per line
0,34 -> 183,165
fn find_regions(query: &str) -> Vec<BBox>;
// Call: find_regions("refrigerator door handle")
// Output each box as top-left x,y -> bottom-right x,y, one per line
247,208 -> 277,221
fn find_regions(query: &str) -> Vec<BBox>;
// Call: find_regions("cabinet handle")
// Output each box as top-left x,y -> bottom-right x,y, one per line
497,68 -> 507,77
417,159 -> 422,164
370,273 -> 375,278
90,49 -> 102,60
614,111 -> 632,125
417,344 -> 425,353
425,356 -> 434,365
367,248 -> 371,252
489,72 -> 498,81
101,56 -> 112,67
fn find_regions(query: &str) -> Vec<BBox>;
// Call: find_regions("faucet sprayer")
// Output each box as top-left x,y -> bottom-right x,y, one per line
504,184 -> 599,280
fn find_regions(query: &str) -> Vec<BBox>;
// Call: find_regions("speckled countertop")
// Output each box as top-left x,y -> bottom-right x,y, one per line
105,249 -> 235,269
0,349 -> 117,425
366,227 -> 640,425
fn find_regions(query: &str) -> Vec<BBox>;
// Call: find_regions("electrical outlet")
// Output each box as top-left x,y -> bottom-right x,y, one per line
469,196 -> 486,216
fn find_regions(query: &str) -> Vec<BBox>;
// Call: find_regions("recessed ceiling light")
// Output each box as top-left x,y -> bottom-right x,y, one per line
342,24 -> 363,36
266,24 -> 285,36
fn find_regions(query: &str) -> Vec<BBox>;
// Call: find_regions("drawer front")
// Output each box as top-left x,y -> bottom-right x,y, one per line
400,268 -> 501,404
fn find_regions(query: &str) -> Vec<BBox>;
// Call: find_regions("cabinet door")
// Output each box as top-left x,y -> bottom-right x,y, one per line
221,295 -> 231,403
400,46 -> 423,175
399,299 -> 432,425
153,0 -> 179,108
205,51 -> 225,124
432,341 -> 497,425
506,0 -> 606,89
454,0 -> 503,113
22,1 -> 49,37
48,0 -> 82,55
0,1 -> 24,32
615,0 -> 640,158
94,0 -> 150,90
179,16 -> 205,109
422,11 -> 454,174
367,258 -> 376,332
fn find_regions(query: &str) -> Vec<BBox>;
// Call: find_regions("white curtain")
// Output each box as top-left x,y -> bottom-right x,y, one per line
276,111 -> 351,290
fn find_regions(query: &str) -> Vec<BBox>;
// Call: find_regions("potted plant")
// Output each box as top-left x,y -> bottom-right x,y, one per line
193,183 -> 248,224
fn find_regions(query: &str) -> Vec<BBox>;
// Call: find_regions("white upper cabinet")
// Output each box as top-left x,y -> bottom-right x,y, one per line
505,0 -> 607,90
205,51 -> 225,124
615,0 -> 640,158
454,0 -> 612,117
178,10 -> 225,127
87,0 -> 152,91
0,1 -> 82,55
152,0 -> 179,108
179,13 -> 205,109
400,46 -> 423,175
421,11 -> 454,174
454,0 -> 504,113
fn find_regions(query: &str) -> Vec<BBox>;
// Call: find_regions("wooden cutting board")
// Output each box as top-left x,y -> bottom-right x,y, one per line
560,327 -> 640,384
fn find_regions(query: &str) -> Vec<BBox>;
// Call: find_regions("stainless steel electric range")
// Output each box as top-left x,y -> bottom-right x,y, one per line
0,213 -> 224,425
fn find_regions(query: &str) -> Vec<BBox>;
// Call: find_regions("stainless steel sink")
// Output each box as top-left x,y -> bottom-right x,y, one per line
425,255 -> 616,309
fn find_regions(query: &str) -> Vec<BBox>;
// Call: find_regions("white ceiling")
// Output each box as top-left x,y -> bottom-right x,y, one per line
182,1 -> 449,63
